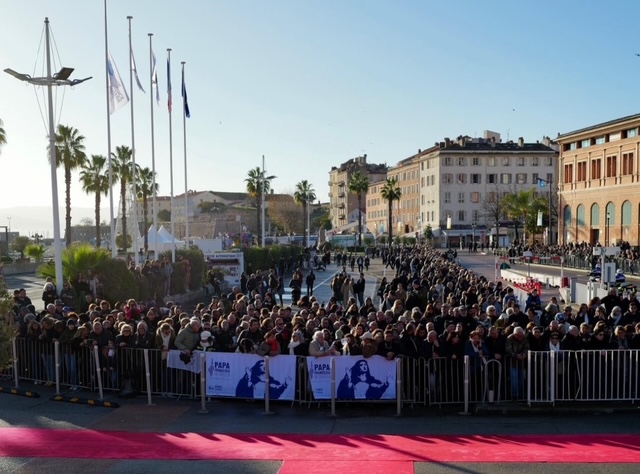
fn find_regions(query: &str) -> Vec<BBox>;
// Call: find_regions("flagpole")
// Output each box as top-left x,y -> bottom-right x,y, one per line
181,61 -> 189,248
261,155 -> 266,248
127,16 -> 140,264
149,33 -> 158,259
104,0 -> 116,258
167,48 -> 175,262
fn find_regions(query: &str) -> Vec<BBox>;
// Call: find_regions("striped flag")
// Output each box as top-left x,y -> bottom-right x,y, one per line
107,51 -> 129,115
167,56 -> 172,112
181,67 -> 190,118
130,46 -> 145,93
151,50 -> 160,106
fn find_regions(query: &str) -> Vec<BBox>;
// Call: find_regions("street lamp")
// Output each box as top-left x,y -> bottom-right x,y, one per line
538,177 -> 553,245
471,222 -> 476,252
4,17 -> 91,293
606,211 -> 611,247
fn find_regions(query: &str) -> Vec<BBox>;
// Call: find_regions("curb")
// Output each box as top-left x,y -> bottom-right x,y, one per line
50,394 -> 120,408
0,386 -> 41,398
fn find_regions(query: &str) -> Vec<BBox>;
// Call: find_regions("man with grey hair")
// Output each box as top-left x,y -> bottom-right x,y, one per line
505,326 -> 529,399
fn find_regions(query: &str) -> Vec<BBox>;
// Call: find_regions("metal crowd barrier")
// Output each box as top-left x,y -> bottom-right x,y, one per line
527,349 -> 640,405
4,339 -> 640,411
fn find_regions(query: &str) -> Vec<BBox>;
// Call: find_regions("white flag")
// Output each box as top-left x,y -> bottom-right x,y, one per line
130,46 -> 145,93
151,50 -> 160,106
107,51 -> 129,114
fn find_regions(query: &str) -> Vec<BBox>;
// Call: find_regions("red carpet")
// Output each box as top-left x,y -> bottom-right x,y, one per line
1,428 -> 639,471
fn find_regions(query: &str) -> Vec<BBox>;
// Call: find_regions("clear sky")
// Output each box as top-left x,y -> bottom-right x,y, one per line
2,0 -> 640,235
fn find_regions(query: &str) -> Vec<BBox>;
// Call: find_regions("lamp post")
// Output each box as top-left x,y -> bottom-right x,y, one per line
606,211 -> 611,247
538,177 -> 553,245
4,18 -> 91,293
471,222 -> 476,253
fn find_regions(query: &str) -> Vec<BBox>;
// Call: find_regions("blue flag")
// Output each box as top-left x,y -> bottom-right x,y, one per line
182,67 -> 190,118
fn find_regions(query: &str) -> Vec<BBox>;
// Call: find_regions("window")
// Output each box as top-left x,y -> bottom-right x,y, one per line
622,152 -> 633,175
442,173 -> 453,184
577,204 -> 586,226
458,156 -> 467,166
517,156 -> 526,166
591,203 -> 600,226
591,158 -> 602,179
471,192 -> 480,203
569,142 -> 577,151
595,136 -> 606,145
532,172 -> 539,183
444,192 -> 451,203
581,139 -> 591,148
457,173 -> 467,184
487,191 -> 497,202
622,201 -> 632,226
487,173 -> 497,184
471,174 -> 481,184
606,156 -> 617,177
563,164 -> 573,183
487,157 -> 496,166
421,162 -> 424,171
472,210 -> 480,221
545,156 -> 553,166
627,128 -> 638,138
502,157 -> 510,166
443,157 -> 453,166
421,177 -> 425,187
577,162 -> 587,181
458,192 -> 465,203
500,173 -> 511,184
472,157 -> 480,166
458,210 -> 465,221
531,156 -> 539,166
516,173 -> 527,184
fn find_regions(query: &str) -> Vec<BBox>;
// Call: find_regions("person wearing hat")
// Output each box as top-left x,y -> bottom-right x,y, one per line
360,331 -> 378,359
42,283 -> 58,308
196,330 -> 217,352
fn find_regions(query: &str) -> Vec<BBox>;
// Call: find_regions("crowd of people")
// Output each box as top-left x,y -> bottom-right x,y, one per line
3,243 -> 640,402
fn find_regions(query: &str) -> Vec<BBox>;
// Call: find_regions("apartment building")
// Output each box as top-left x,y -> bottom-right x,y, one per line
556,113 -> 640,246
387,154 -> 421,237
328,154 -> 387,229
418,132 -> 558,247
365,175 -> 389,239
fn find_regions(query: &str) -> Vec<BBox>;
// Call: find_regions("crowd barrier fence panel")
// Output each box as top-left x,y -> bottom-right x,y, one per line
6,342 -> 640,408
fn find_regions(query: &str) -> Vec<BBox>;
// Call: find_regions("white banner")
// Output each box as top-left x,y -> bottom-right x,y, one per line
205,353 -> 296,401
307,355 -> 396,400
167,350 -> 203,374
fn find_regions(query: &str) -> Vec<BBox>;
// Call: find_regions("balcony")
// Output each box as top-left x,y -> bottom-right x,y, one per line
338,203 -> 346,209
338,191 -> 346,198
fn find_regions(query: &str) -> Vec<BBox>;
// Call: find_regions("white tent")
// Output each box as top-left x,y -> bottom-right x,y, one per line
138,225 -> 185,254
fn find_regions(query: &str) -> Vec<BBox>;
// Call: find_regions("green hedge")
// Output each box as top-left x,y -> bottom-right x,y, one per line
243,245 -> 302,274
160,247 -> 206,293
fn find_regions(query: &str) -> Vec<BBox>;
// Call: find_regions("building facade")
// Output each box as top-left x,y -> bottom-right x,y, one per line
556,113 -> 640,247
328,155 -> 387,230
388,154 -> 421,237
417,132 -> 558,247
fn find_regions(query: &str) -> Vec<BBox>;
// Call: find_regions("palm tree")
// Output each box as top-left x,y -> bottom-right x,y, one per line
51,125 -> 87,246
294,180 -> 316,248
348,171 -> 369,247
112,145 -> 137,252
79,155 -> 110,248
380,177 -> 402,248
0,118 -> 6,155
137,167 -> 159,255
501,188 -> 543,244
245,167 -> 275,246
